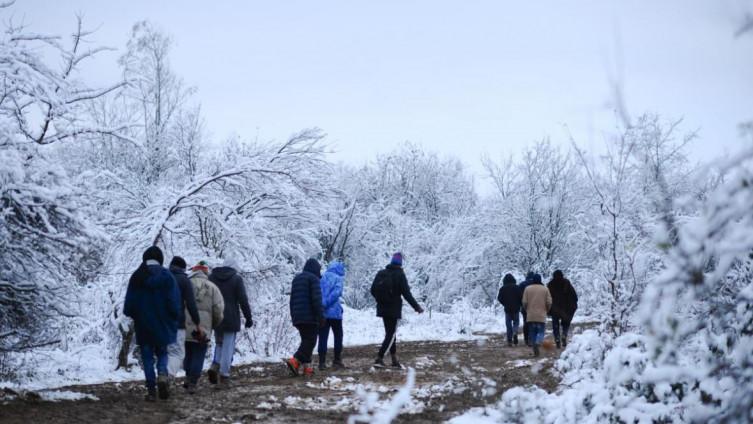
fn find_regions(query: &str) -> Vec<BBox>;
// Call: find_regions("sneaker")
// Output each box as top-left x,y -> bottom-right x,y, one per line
145,388 -> 157,402
207,362 -> 219,384
219,375 -> 231,386
533,344 -> 540,357
513,334 -> 519,345
373,357 -> 386,368
332,359 -> 346,369
285,357 -> 301,376
390,357 -> 403,369
302,365 -> 314,377
157,375 -> 169,400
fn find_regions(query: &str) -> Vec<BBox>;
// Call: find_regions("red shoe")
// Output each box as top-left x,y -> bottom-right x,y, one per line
302,365 -> 314,377
285,357 -> 301,376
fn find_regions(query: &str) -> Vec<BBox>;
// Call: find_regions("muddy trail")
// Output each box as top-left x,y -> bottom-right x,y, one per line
0,324 -> 589,423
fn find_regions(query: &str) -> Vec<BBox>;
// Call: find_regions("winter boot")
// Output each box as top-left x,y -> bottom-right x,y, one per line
319,354 -> 328,371
390,355 -> 403,369
562,337 -> 567,348
302,364 -> 315,377
285,357 -> 301,376
332,358 -> 346,369
157,375 -> 170,400
207,362 -> 220,384
145,387 -> 157,402
556,340 -> 561,349
532,344 -> 540,357
373,357 -> 386,368
513,334 -> 519,346
219,375 -> 231,387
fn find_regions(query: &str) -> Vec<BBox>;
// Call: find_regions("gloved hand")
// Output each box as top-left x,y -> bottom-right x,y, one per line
416,306 -> 425,314
245,318 -> 254,328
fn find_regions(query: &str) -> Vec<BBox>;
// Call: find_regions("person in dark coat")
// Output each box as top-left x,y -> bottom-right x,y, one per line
370,252 -> 424,368
497,273 -> 522,346
518,272 -> 535,346
167,256 -> 201,377
286,258 -> 323,377
547,270 -> 578,348
124,245 -> 180,401
207,258 -> 252,384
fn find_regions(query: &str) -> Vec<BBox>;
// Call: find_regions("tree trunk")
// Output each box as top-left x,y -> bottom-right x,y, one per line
116,322 -> 134,370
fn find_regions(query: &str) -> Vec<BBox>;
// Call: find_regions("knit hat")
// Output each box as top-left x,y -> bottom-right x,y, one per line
142,246 -> 164,265
169,256 -> 187,270
390,252 -> 403,266
191,260 -> 209,273
533,273 -> 542,284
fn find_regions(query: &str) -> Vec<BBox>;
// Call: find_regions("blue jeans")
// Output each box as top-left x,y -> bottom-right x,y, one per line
140,344 -> 168,389
213,331 -> 237,377
183,341 -> 209,384
504,311 -> 520,342
318,319 -> 343,360
528,322 -> 546,345
551,315 -> 571,343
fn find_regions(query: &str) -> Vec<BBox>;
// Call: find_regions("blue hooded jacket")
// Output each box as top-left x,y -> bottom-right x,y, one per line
320,262 -> 345,320
124,264 -> 181,347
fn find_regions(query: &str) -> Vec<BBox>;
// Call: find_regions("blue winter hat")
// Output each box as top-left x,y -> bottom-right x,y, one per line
390,252 -> 403,266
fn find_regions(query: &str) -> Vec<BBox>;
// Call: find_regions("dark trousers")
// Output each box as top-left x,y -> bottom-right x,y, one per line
183,341 -> 209,384
317,319 -> 343,360
139,344 -> 168,390
551,315 -> 571,343
521,310 -> 531,345
504,311 -> 520,343
294,323 -> 319,364
378,317 -> 398,358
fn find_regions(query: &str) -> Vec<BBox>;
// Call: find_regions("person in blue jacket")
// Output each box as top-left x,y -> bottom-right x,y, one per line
317,261 -> 346,370
285,258 -> 323,377
124,246 -> 180,402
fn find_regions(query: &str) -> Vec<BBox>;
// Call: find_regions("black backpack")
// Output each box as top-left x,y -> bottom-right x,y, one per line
371,269 -> 395,303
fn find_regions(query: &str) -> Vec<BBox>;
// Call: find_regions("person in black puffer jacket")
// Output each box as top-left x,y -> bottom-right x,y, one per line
285,258 -> 323,377
370,252 -> 423,369
166,256 -> 201,377
497,273 -> 522,346
547,270 -> 578,348
207,258 -> 252,384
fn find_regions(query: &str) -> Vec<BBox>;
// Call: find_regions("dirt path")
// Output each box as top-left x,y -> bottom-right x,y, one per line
0,325 -> 588,423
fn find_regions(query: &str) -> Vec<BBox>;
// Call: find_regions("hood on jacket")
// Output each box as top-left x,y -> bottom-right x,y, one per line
532,273 -> 543,284
502,273 -> 517,286
303,258 -> 321,277
525,271 -> 535,282
326,261 -> 345,277
552,269 -> 565,280
211,266 -> 237,281
169,265 -> 187,275
142,246 -> 164,265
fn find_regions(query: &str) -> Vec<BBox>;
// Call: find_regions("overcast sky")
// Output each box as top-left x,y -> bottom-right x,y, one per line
11,0 -> 753,188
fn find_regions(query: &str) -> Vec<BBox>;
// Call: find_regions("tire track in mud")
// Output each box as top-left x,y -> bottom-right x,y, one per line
0,324 -> 591,423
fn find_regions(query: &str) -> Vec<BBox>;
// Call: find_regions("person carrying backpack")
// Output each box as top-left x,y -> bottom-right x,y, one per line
317,261 -> 346,370
286,258 -> 324,377
521,273 -> 552,357
183,261 -> 224,394
497,273 -> 522,347
547,270 -> 578,348
208,258 -> 253,385
124,246 -> 180,401
167,256 -> 201,377
370,252 -> 424,369
518,272 -> 535,346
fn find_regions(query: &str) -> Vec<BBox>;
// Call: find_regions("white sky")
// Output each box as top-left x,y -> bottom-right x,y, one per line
11,0 -> 753,190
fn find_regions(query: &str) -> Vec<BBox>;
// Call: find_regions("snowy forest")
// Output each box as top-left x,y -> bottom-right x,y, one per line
1,2 -> 752,423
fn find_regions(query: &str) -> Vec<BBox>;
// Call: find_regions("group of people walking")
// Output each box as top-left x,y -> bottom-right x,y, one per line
124,245 -> 574,401
124,246 -> 252,401
497,270 -> 578,356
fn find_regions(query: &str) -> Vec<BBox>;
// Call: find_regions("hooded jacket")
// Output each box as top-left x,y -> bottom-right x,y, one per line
289,259 -> 323,325
185,270 -> 225,343
371,264 -> 421,319
497,273 -> 522,314
124,261 -> 181,347
547,272 -> 578,321
209,266 -> 252,333
522,279 -> 552,323
170,265 -> 201,330
320,262 -> 345,320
